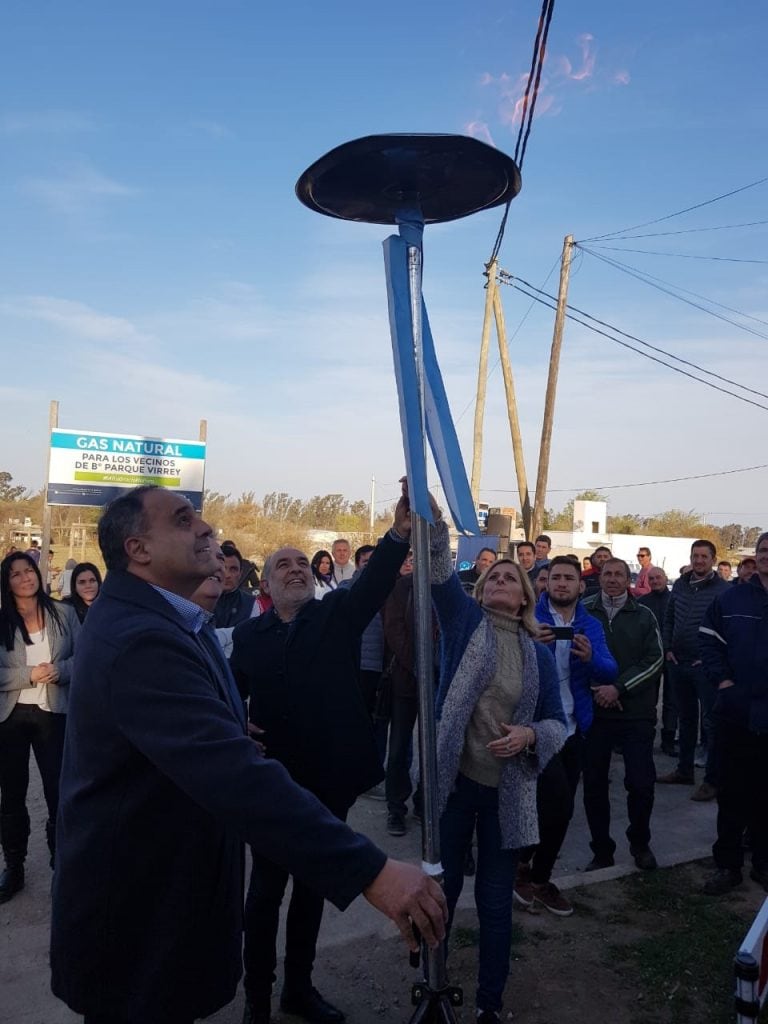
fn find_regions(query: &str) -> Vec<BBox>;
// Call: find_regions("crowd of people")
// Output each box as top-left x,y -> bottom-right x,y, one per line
0,490 -> 766,1024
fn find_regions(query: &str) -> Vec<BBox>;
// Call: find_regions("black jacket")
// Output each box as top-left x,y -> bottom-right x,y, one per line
663,570 -> 731,662
583,592 -> 664,722
231,531 -> 409,803
213,586 -> 255,628
51,571 -> 385,1023
638,587 -> 670,628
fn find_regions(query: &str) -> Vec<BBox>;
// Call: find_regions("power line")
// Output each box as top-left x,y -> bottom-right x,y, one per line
579,174 -> 768,243
478,462 -> 768,494
489,0 -> 556,264
501,277 -> 768,411
586,244 -> 768,265
499,271 -> 768,400
576,246 -> 768,335
594,219 -> 768,241
454,254 -> 561,426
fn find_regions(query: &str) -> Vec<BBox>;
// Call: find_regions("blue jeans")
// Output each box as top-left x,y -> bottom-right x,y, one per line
440,773 -> 519,1013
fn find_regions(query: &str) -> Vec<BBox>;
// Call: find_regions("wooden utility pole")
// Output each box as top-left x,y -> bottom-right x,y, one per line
470,260 -> 497,504
39,400 -> 59,589
492,285 -> 531,538
531,234 -> 574,540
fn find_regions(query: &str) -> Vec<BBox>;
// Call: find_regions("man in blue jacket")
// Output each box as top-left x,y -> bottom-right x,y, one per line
699,532 -> 768,895
513,556 -> 617,916
50,486 -> 446,1024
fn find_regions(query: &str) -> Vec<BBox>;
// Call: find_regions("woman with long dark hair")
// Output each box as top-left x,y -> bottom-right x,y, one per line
61,562 -> 103,623
0,552 -> 80,902
310,549 -> 336,599
428,509 -> 565,1022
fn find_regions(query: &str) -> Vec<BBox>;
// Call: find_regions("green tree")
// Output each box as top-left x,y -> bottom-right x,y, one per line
743,526 -> 763,548
607,513 -> 643,535
0,472 -> 27,502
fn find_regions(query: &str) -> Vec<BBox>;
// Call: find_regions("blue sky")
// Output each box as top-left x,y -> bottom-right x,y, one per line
2,0 -> 767,529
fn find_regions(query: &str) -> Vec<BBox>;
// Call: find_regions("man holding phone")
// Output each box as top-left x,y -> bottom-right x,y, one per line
513,557 -> 617,916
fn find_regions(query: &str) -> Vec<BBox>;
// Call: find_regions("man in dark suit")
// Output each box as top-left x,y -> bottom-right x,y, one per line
50,486 -> 446,1024
230,504 -> 414,1023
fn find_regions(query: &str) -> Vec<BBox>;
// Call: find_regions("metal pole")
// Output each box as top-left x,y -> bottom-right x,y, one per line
39,400 -> 59,590
406,242 -> 447,993
370,475 -> 375,535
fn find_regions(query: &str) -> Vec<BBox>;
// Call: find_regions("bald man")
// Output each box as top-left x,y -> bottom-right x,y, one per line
230,499 -> 414,1024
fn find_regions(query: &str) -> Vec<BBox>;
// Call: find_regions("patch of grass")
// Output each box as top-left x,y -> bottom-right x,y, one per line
451,926 -> 479,949
609,866 -> 750,1024
568,896 -> 600,918
451,921 -> 527,961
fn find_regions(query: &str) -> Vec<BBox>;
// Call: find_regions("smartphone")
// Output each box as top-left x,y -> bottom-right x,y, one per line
550,626 -> 575,641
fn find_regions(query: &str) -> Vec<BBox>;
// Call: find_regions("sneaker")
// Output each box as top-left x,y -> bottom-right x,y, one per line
386,812 -> 406,837
630,846 -> 658,871
750,866 -> 768,892
657,769 -> 695,785
513,878 -> 536,908
691,782 -> 718,802
585,854 -> 615,872
532,881 -> 574,917
476,1011 -> 501,1024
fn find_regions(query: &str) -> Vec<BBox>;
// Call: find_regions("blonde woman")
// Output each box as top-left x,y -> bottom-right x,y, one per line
429,519 -> 565,1023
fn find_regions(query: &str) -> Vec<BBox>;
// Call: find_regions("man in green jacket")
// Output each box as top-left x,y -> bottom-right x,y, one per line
582,558 -> 664,872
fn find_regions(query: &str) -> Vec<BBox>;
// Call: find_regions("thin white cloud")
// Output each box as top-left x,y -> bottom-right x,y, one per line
190,119 -> 233,139
21,162 -> 138,216
0,296 -> 149,345
0,110 -> 95,134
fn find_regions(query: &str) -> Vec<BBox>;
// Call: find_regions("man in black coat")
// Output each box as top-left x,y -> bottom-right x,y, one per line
639,567 -> 677,756
50,486 -> 446,1024
658,540 -> 731,799
230,502 -> 413,1024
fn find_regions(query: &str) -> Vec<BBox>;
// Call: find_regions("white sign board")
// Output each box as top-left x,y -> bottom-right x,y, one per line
735,897 -> 768,1022
47,429 -> 206,511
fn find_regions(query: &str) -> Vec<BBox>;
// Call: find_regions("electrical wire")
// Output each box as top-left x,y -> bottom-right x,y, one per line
454,253 -> 561,426
585,244 -> 768,265
576,246 -> 768,335
501,278 -> 768,411
479,462 -> 768,494
488,0 -> 556,264
579,174 -> 768,243
501,271 -> 768,399
593,219 -> 768,242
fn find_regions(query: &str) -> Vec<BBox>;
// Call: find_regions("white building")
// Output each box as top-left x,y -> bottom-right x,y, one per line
535,500 -> 699,580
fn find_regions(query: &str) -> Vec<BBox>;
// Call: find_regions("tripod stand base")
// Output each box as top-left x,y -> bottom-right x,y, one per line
409,981 -> 463,1023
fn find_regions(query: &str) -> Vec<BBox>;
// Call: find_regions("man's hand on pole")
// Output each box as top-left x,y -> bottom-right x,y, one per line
363,858 -> 447,952
396,476 -> 442,537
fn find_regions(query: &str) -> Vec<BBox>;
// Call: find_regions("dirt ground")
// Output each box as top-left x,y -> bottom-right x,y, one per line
305,862 -> 767,1024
